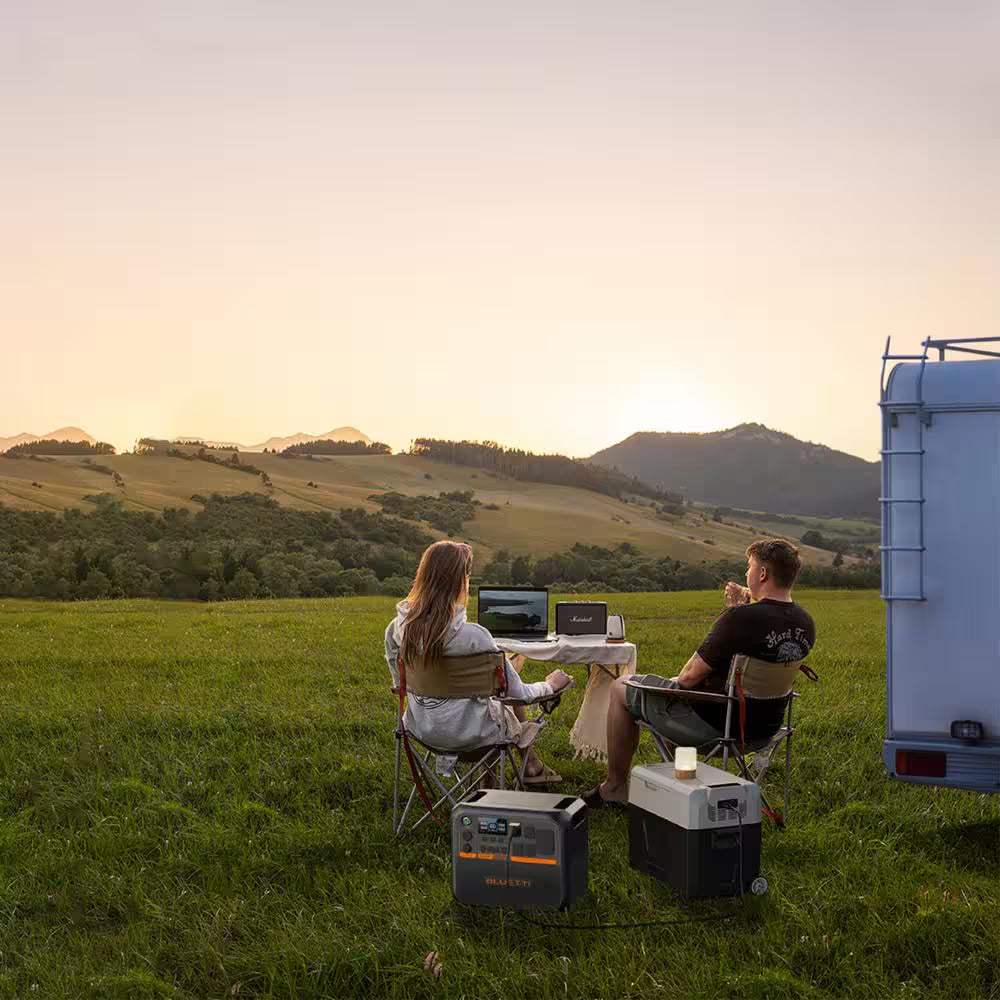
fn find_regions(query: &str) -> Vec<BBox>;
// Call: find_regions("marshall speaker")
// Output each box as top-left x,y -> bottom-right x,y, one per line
555,601 -> 608,636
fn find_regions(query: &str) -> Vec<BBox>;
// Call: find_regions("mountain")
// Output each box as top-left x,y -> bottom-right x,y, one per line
0,426 -> 96,453
246,427 -> 371,453
589,423 -> 879,518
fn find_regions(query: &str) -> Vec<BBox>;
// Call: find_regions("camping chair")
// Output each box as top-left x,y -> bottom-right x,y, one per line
391,651 -> 563,837
625,655 -> 817,828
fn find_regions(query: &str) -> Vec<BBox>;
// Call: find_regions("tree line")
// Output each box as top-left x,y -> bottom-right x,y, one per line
0,494 -> 430,601
479,542 -> 879,593
0,494 -> 878,602
410,438 -> 684,504
279,439 -> 391,456
3,440 -> 115,457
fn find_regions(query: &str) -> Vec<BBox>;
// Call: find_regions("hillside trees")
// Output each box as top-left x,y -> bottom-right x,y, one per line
367,490 -> 477,534
0,494 -> 879,602
410,439 -> 683,504
4,440 -> 115,457
0,494 -> 430,601
281,439 -> 391,456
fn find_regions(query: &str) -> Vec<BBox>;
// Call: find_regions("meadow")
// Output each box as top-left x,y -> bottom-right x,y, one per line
0,591 -> 996,999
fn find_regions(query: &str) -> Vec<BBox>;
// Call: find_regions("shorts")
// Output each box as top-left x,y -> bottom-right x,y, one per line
624,673 -> 726,749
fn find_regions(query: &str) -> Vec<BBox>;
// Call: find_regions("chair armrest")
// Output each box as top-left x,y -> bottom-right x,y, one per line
623,679 -> 732,705
499,691 -> 564,715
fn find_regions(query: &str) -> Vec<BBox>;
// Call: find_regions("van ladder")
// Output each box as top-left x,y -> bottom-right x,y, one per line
878,337 -> 929,601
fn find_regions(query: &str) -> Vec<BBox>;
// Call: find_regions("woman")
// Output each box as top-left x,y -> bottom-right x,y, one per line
385,540 -> 572,783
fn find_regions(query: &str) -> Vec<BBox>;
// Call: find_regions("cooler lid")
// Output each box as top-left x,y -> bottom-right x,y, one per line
628,762 -> 760,829
632,762 -> 748,792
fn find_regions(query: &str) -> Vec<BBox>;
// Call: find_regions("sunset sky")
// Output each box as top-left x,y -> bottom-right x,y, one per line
4,2 -> 998,459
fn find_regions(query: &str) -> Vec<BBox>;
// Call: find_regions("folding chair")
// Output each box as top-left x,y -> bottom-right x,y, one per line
625,655 -> 816,828
391,651 -> 563,837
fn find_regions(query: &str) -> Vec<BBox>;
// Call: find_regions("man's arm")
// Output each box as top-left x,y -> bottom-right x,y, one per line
674,651 -> 714,689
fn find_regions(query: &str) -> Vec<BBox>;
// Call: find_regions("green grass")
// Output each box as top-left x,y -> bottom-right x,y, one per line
0,592 -> 996,999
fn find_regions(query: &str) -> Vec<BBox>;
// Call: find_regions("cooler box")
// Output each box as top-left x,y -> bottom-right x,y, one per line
629,762 -> 761,897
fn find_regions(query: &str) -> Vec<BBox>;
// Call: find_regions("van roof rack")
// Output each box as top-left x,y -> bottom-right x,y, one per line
923,337 -> 1000,361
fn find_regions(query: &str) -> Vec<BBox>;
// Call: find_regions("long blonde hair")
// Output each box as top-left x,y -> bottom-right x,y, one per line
399,540 -> 473,667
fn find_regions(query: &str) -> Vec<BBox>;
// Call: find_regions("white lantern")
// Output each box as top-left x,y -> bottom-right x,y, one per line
674,746 -> 697,780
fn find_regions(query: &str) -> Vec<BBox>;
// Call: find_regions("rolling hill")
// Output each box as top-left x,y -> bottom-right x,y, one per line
590,423 -> 879,519
0,448 -> 867,568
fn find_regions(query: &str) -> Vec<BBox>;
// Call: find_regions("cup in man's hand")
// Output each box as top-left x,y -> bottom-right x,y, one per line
724,581 -> 751,607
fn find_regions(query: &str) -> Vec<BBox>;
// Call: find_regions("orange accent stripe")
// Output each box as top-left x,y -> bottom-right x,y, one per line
457,851 -> 558,866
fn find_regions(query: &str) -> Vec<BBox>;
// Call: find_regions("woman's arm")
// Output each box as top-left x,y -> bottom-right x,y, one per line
502,658 -> 554,702
384,621 -> 401,688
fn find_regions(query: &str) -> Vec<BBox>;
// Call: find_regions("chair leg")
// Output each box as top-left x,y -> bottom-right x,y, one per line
392,731 -> 402,833
396,783 -> 418,836
398,749 -> 436,835
652,731 -> 673,763
514,746 -> 530,789
783,730 -> 793,822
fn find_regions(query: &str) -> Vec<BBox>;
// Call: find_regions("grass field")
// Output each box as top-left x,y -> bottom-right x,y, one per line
0,453 -> 854,567
0,591 -> 996,999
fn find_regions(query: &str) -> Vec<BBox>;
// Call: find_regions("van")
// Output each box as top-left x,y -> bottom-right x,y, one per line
880,337 -> 1000,791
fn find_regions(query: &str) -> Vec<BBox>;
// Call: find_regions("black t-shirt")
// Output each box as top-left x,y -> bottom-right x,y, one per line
692,598 -> 816,739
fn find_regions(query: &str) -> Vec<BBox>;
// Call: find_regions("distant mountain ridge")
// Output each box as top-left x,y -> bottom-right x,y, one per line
247,427 -> 371,452
0,426 -> 96,454
589,423 -> 879,518
170,427 -> 372,452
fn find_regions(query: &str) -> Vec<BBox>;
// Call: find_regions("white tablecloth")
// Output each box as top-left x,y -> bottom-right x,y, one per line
496,636 -> 637,760
495,635 -> 637,668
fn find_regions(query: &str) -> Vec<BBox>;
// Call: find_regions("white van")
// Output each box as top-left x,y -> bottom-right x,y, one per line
881,337 -> 1000,791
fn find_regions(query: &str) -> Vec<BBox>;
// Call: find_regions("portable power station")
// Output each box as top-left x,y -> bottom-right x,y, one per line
628,762 -> 762,897
452,790 -> 588,910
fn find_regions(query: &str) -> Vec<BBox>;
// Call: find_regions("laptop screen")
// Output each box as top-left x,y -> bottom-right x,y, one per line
477,587 -> 549,638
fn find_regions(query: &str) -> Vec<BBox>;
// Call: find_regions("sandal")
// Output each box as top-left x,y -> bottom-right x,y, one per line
580,785 -> 627,812
521,764 -> 563,785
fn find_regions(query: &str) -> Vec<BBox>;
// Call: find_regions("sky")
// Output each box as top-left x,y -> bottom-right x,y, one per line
3,1 -> 998,459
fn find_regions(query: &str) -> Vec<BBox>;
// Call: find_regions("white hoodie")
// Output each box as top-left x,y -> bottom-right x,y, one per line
385,602 -> 553,750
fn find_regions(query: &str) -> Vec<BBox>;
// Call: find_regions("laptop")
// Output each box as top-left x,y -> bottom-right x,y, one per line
477,586 -> 550,642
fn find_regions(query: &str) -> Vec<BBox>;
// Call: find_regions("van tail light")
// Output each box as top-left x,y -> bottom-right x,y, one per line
896,750 -> 946,778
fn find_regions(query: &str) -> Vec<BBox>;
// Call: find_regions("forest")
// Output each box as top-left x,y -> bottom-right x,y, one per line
0,493 -> 878,601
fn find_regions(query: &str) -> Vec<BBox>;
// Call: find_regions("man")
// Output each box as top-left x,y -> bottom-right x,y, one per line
582,538 -> 816,809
